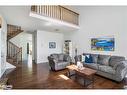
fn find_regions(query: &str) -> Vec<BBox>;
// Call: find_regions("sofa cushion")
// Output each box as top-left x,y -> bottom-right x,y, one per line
97,55 -> 110,65
112,60 -> 127,70
58,54 -> 64,61
55,62 -> 70,70
57,61 -> 69,66
113,62 -> 121,70
91,54 -> 98,63
109,56 -> 125,67
99,65 -> 115,74
84,63 -> 99,70
115,60 -> 127,70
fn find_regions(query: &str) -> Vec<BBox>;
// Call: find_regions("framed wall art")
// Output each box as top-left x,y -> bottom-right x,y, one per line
91,38 -> 114,51
49,42 -> 56,49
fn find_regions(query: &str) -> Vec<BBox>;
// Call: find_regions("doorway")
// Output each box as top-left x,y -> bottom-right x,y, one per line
26,34 -> 33,67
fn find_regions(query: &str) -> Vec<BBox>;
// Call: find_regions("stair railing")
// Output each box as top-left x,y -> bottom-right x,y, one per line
7,41 -> 22,64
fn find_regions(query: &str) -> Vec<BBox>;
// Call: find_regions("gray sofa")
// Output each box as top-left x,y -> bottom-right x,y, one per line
48,53 -> 71,71
75,53 -> 127,82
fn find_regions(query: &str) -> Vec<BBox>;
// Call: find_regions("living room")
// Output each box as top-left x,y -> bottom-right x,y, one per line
1,0 -> 127,95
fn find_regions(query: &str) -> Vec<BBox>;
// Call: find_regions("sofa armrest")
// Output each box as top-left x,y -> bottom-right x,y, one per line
48,56 -> 54,61
48,56 -> 58,63
48,56 -> 55,65
74,55 -> 82,62
66,56 -> 72,62
48,56 -> 57,70
115,60 -> 127,80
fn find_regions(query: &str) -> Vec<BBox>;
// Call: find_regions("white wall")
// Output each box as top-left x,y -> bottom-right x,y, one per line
35,30 -> 64,63
34,31 -> 37,63
64,6 -> 127,58
10,32 -> 33,61
0,28 -> 1,77
0,15 -> 7,78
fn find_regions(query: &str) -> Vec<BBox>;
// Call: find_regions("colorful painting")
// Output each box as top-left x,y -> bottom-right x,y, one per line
91,38 -> 114,51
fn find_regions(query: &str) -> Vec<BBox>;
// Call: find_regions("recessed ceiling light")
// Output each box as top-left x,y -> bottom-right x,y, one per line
55,29 -> 59,31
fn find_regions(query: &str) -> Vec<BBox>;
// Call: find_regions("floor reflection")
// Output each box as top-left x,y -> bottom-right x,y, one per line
27,54 -> 32,68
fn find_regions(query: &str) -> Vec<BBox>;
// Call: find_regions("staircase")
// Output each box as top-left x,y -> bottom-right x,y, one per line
7,24 -> 23,40
7,24 -> 23,67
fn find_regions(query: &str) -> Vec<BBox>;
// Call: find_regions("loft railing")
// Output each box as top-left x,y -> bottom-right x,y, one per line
31,5 -> 79,25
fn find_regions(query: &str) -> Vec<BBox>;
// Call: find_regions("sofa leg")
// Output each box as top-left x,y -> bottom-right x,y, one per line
50,67 -> 53,71
50,67 -> 56,71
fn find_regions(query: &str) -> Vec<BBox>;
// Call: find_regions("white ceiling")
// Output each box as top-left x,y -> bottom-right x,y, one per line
0,6 -> 80,33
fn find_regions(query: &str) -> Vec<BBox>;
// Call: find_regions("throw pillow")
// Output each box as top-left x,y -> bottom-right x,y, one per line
85,54 -> 93,63
91,54 -> 98,63
97,55 -> 110,65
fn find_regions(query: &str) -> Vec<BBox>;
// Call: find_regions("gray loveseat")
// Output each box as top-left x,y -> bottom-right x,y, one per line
75,53 -> 127,82
48,53 -> 71,71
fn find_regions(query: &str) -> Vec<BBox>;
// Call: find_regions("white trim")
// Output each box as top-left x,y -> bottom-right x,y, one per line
6,62 -> 16,69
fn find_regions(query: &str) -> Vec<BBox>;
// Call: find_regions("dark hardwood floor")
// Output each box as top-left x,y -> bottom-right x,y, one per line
4,62 -> 127,89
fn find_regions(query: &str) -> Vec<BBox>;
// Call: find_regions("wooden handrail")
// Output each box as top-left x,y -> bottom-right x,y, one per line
31,5 -> 79,25
8,41 -> 19,49
12,47 -> 22,58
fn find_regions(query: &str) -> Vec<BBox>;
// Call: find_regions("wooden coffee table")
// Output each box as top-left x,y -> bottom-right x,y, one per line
66,65 -> 97,88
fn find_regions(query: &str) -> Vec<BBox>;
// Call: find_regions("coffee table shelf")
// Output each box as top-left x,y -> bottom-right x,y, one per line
66,65 -> 97,88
